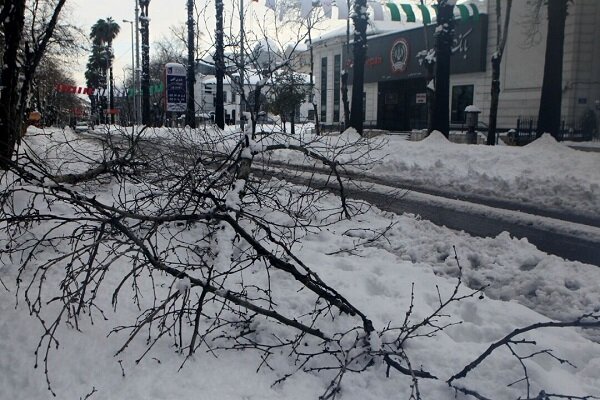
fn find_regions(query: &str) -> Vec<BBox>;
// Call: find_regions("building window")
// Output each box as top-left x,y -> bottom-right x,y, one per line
231,92 -> 236,103
333,54 -> 341,123
307,109 -> 315,120
321,57 -> 327,122
451,85 -> 474,123
224,91 -> 228,103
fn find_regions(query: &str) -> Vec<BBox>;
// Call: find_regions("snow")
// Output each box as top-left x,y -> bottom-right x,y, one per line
1,126 -> 599,399
86,125 -> 599,217
464,105 -> 481,113
176,276 -> 192,294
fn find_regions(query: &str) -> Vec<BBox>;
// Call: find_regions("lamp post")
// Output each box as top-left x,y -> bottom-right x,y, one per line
464,105 -> 481,144
123,19 -> 136,126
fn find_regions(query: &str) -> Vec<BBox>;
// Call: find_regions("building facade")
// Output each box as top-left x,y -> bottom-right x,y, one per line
311,0 -> 600,132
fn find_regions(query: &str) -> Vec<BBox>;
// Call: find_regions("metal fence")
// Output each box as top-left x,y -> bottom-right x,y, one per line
511,116 -> 596,145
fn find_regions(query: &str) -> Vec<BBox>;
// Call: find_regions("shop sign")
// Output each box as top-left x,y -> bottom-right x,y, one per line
416,93 -> 427,104
165,63 -> 186,112
345,15 -> 488,83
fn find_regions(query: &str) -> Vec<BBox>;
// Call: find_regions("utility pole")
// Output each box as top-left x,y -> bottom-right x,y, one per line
215,0 -> 225,129
239,0 -> 245,132
123,19 -> 136,125
135,0 -> 141,125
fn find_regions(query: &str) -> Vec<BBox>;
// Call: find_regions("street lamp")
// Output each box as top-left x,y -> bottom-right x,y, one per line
123,19 -> 136,126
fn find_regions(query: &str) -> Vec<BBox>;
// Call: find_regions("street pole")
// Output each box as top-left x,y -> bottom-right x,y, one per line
135,0 -> 141,125
123,19 -> 136,126
239,0 -> 244,132
140,0 -> 151,125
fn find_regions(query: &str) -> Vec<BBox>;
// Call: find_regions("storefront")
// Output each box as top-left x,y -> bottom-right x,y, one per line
344,15 -> 488,131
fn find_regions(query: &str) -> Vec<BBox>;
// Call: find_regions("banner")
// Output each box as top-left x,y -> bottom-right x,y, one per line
55,84 -> 95,95
165,63 -> 186,113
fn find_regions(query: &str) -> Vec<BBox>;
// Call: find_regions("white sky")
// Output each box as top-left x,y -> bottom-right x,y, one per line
70,0 -> 188,85
68,0 -> 320,87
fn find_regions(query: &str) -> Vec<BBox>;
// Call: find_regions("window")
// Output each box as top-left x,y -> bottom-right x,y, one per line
224,91 -> 228,103
333,54 -> 341,123
451,85 -> 474,123
321,57 -> 328,121
231,92 -> 236,103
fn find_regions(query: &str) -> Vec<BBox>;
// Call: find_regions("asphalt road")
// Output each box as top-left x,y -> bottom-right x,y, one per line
257,167 -> 600,266
80,130 -> 600,266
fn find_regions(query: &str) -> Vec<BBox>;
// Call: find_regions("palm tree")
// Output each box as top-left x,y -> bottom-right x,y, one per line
85,44 -> 109,123
90,18 -> 120,124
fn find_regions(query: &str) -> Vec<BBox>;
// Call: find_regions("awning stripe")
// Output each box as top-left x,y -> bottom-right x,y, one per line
417,4 -> 431,24
456,4 -> 470,22
386,3 -> 402,21
401,3 -> 416,22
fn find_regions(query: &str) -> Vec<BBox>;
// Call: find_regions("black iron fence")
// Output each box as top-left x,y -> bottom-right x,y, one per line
510,116 -> 596,145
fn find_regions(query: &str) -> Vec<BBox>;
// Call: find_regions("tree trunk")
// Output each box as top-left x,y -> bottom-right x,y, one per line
307,29 -> 320,135
341,4 -> 351,129
291,111 -> 295,135
215,0 -> 225,129
487,56 -> 501,145
140,1 -> 151,126
431,0 -> 455,138
487,0 -> 512,145
109,61 -> 115,124
186,0 -> 197,128
341,71 -> 350,131
537,0 -> 568,139
0,0 -> 26,169
425,61 -> 435,133
349,0 -> 367,135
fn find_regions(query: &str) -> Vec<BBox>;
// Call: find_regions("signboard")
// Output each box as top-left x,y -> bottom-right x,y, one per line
165,63 -> 186,112
416,93 -> 427,104
345,15 -> 488,83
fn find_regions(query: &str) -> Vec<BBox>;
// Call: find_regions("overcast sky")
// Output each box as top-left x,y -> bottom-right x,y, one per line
71,0 -> 188,85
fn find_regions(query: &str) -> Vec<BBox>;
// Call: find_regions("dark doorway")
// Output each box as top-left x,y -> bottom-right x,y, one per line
377,78 -> 427,131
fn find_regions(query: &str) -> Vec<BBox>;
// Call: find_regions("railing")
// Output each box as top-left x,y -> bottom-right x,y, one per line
510,117 -> 595,145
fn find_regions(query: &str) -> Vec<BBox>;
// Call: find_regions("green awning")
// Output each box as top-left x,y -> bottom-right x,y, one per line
417,4 -> 431,24
386,3 -> 402,21
401,3 -> 416,22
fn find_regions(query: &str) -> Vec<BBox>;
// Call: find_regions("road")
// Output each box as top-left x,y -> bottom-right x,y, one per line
257,165 -> 600,266
80,130 -> 600,266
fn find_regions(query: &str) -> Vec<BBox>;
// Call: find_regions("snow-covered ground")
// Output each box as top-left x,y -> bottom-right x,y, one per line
2,126 -> 598,400
90,124 -> 600,217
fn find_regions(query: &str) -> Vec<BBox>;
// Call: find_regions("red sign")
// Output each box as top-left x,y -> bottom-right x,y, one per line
55,84 -> 95,95
104,109 -> 120,115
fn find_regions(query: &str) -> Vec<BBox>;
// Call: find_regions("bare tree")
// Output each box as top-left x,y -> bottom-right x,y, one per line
214,0 -> 225,129
140,0 -> 151,125
487,0 -> 513,145
186,0 -> 197,128
0,0 -> 68,169
536,0 -> 570,139
431,0 -> 456,138
349,0 -> 368,135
